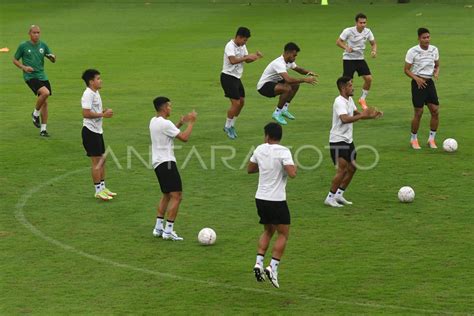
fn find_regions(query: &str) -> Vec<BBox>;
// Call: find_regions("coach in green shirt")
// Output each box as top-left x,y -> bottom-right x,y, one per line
13,25 -> 56,137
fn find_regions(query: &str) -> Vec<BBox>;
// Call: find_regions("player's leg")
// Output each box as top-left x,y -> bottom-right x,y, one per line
91,156 -> 110,201
410,79 -> 426,149
153,193 -> 170,237
281,84 -> 299,120
358,61 -> 372,109
325,143 -> 347,207
37,86 -> 50,136
224,98 -> 240,139
265,223 -> 290,288
426,80 -> 440,148
272,83 -> 292,125
162,162 -> 184,240
336,162 -> 356,205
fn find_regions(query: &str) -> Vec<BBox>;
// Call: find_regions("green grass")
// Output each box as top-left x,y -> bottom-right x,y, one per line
1,0 -> 473,314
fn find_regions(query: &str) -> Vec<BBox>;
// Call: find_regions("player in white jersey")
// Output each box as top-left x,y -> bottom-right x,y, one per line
220,27 -> 262,139
404,28 -> 440,150
325,77 -> 381,208
150,97 -> 197,241
336,13 -> 377,110
248,123 -> 297,288
257,42 -> 317,125
80,69 -> 116,201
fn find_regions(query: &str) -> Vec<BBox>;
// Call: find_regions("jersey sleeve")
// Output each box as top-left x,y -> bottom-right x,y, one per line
244,45 -> 249,56
43,42 -> 52,55
368,29 -> 375,41
405,48 -> 415,64
14,43 -> 24,60
289,62 -> 297,69
334,99 -> 348,116
81,91 -> 93,110
163,120 -> 181,138
224,42 -> 235,57
434,47 -> 439,61
249,152 -> 257,164
281,148 -> 294,166
339,28 -> 350,41
274,60 -> 287,74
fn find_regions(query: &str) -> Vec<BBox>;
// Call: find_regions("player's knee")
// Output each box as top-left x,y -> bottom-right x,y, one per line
170,192 -> 182,202
291,84 -> 300,92
282,85 -> 291,94
40,89 -> 50,97
364,76 -> 373,84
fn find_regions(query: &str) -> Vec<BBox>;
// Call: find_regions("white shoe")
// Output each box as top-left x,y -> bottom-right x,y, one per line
324,198 -> 343,208
264,266 -> 279,288
335,196 -> 353,205
152,228 -> 163,237
253,264 -> 265,282
162,231 -> 184,241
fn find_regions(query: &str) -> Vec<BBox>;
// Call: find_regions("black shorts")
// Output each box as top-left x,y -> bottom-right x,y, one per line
343,60 -> 371,78
82,126 -> 105,157
411,79 -> 439,108
26,79 -> 52,96
256,199 -> 291,225
258,79 -> 285,98
154,161 -> 182,193
329,141 -> 357,165
220,73 -> 245,100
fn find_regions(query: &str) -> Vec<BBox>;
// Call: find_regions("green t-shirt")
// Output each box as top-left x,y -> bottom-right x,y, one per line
14,40 -> 52,81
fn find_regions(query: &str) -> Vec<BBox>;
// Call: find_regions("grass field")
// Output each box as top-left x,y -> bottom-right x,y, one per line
1,0 -> 473,314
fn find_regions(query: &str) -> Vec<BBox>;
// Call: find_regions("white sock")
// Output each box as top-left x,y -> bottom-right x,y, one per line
40,124 -> 47,132
361,89 -> 369,100
429,130 -> 436,141
283,102 -> 290,111
411,133 -> 418,141
100,180 -> 105,190
33,109 -> 40,117
336,187 -> 345,197
230,116 -> 237,127
256,254 -> 264,267
155,217 -> 164,231
165,220 -> 174,234
270,258 -> 280,273
274,107 -> 282,116
326,191 -> 335,200
225,118 -> 232,128
94,183 -> 102,194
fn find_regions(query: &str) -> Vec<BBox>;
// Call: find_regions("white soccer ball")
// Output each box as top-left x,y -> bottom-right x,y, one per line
442,138 -> 458,152
398,186 -> 415,203
198,228 -> 216,245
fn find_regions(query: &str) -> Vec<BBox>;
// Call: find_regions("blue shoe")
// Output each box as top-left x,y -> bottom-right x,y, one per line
230,126 -> 237,138
223,127 -> 236,139
281,109 -> 295,120
272,113 -> 287,125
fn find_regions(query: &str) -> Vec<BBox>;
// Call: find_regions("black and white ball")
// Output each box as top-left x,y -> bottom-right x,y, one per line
442,138 -> 458,152
198,228 -> 216,245
398,186 -> 415,203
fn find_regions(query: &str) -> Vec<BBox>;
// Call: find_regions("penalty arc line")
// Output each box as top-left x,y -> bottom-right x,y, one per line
14,168 -> 455,314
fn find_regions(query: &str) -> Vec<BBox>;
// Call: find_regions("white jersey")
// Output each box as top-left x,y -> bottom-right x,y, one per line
222,39 -> 248,79
81,87 -> 103,134
339,26 -> 375,60
405,44 -> 439,79
257,55 -> 297,90
329,95 -> 357,143
250,143 -> 294,201
150,116 -> 181,169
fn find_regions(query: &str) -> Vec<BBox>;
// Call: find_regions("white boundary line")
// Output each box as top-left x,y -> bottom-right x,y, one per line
14,168 -> 456,314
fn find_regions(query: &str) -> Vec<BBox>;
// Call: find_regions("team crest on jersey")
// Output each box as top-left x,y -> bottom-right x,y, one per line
39,48 -> 44,54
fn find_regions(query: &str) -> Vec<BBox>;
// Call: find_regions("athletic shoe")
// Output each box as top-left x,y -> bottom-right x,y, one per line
281,109 -> 295,120
335,196 -> 353,205
152,228 -> 163,237
32,112 -> 40,128
230,126 -> 238,138
223,127 -> 235,140
272,113 -> 287,125
411,139 -> 421,150
103,188 -> 117,197
264,266 -> 279,288
324,198 -> 343,208
162,231 -> 184,241
358,98 -> 368,110
39,130 -> 50,137
95,190 -> 112,201
253,264 -> 265,282
427,139 -> 438,149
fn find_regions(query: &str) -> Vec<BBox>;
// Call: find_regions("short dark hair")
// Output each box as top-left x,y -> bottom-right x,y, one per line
153,96 -> 170,111
418,27 -> 430,37
355,13 -> 367,21
284,42 -> 300,53
336,76 -> 352,91
236,26 -> 251,38
264,122 -> 282,141
81,69 -> 100,86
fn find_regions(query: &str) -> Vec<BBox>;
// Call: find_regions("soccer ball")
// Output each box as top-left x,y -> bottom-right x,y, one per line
398,186 -> 415,203
198,228 -> 216,245
442,138 -> 458,152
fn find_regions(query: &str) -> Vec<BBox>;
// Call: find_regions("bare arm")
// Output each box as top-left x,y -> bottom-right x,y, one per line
336,37 -> 352,53
247,161 -> 259,174
404,62 -> 427,89
12,58 -> 33,73
280,72 -> 316,85
370,40 -> 377,58
340,108 -> 380,123
82,108 -> 113,119
433,60 -> 440,80
175,111 -> 197,143
284,164 -> 297,178
45,54 -> 56,63
228,53 -> 260,65
293,66 -> 316,76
